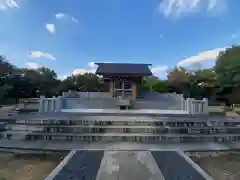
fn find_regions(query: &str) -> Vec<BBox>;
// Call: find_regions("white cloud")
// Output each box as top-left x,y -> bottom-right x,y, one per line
73,68 -> 96,75
45,24 -> 56,34
25,62 -> 42,69
208,0 -> 217,10
159,0 -> 225,17
88,62 -> 97,68
71,62 -> 114,76
151,65 -> 169,74
28,51 -> 56,60
55,12 -> 79,23
0,0 -> 19,10
231,33 -> 238,39
177,47 -> 227,66
71,17 -> 79,23
55,13 -> 66,19
58,74 -> 68,80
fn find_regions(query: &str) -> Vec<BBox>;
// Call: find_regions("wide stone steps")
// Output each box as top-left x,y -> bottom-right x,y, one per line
2,131 -> 240,143
6,124 -> 240,134
2,112 -> 240,143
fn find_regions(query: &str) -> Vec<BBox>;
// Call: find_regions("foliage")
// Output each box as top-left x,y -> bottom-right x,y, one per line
1,45 -> 240,104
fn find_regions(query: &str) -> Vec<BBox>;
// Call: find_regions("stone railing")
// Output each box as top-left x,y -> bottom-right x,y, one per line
182,98 -> 208,115
39,96 -> 63,113
39,93 -> 209,114
231,104 -> 240,109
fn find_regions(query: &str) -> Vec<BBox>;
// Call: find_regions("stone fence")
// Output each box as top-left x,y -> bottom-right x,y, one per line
39,96 -> 62,113
182,98 -> 208,115
38,93 -> 209,114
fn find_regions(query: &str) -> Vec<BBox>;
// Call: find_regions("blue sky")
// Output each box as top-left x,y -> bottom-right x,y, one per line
0,0 -> 239,79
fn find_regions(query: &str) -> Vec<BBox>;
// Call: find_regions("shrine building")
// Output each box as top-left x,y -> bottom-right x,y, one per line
95,63 -> 153,100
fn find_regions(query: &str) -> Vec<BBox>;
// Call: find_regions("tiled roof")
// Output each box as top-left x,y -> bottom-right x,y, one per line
95,63 -> 152,76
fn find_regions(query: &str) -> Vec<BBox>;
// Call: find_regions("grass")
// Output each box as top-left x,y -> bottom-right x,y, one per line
191,152 -> 240,180
0,152 -> 67,180
208,105 -> 240,117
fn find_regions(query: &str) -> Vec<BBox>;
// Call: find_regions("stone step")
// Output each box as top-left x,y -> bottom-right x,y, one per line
6,124 -> 240,134
12,117 -> 240,127
3,131 -> 240,143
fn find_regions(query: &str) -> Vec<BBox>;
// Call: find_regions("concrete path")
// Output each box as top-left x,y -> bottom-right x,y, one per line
96,151 -> 165,180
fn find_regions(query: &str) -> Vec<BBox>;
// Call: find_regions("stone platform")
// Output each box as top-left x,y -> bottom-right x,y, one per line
60,108 -> 189,115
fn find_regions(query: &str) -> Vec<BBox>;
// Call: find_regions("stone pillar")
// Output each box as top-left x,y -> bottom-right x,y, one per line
39,95 -> 45,112
51,96 -> 56,112
186,98 -> 193,114
132,82 -> 136,100
203,98 -> 208,114
55,97 -> 62,112
62,92 -> 68,97
180,94 -> 185,110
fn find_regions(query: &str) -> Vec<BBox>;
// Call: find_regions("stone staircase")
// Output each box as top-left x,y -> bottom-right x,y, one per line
1,112 -> 240,143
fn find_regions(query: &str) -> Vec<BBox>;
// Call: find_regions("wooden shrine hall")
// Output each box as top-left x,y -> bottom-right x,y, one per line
95,63 -> 153,100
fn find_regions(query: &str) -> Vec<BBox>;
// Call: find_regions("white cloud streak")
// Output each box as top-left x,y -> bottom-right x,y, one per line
151,65 -> 168,74
55,13 -> 66,19
25,62 -> 42,69
159,0 -> 225,17
177,47 -> 227,66
55,12 -> 79,23
73,68 -> 96,75
45,24 -> 56,34
231,33 -> 238,39
0,0 -> 19,10
72,62 -> 113,76
88,62 -> 97,68
28,51 -> 56,60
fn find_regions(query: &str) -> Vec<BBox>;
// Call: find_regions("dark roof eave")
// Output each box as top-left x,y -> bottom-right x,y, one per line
95,63 -> 153,75
96,72 -> 152,76
95,62 -> 152,66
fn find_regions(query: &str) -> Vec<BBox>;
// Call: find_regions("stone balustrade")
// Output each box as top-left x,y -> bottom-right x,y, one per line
38,93 -> 209,114
39,96 -> 63,113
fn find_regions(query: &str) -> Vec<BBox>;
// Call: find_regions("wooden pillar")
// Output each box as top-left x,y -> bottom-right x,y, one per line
132,82 -> 136,100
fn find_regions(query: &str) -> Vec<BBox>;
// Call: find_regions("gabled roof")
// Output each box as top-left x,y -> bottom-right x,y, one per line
95,63 -> 152,76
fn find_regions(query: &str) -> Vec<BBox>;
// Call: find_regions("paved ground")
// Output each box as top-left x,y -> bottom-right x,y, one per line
48,150 -> 212,180
96,151 -> 165,180
52,151 -> 103,180
191,152 -> 240,180
0,152 -> 66,180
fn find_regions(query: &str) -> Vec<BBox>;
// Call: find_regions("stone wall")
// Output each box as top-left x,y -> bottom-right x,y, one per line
38,92 -> 209,114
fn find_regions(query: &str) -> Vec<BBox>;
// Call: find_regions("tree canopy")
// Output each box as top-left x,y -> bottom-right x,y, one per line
0,45 -> 240,104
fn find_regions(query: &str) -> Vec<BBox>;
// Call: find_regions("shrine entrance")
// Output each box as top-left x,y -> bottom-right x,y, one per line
113,80 -> 132,98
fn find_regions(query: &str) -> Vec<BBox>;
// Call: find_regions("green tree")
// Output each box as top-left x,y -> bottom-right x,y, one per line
167,67 -> 192,96
215,45 -> 240,104
189,69 -> 216,99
